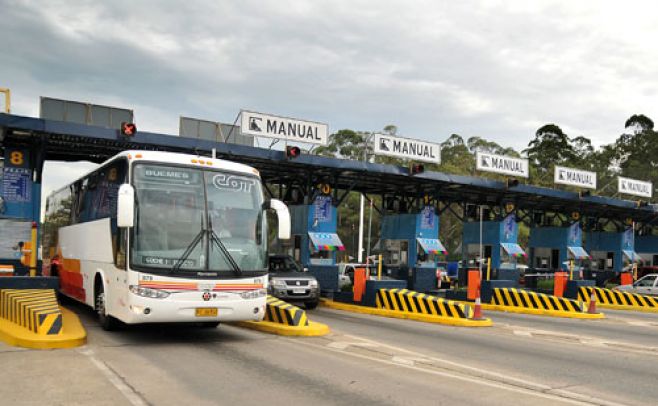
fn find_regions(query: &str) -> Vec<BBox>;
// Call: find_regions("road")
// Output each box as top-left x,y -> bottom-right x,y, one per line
1,301 -> 657,405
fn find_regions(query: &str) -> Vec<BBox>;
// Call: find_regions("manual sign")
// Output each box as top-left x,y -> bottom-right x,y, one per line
373,133 -> 440,164
554,166 -> 597,189
618,176 -> 652,198
240,110 -> 328,145
476,152 -> 528,178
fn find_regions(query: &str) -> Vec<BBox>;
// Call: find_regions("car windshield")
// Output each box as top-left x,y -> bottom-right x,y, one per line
269,257 -> 302,273
131,164 -> 267,277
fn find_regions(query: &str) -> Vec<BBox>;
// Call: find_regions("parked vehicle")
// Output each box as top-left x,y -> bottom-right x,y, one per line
268,254 -> 319,309
614,273 -> 658,296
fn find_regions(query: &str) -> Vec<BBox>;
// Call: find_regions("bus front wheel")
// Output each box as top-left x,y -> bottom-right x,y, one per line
95,283 -> 120,331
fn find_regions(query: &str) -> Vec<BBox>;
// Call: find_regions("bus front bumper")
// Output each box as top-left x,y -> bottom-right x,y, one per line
121,294 -> 266,324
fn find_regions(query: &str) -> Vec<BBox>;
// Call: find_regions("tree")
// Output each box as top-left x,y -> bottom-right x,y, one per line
615,114 -> 658,185
314,129 -> 367,160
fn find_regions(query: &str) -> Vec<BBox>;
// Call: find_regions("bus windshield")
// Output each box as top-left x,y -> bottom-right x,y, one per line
131,163 -> 267,277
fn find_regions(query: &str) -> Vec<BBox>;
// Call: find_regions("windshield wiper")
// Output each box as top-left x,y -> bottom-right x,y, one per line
208,216 -> 242,276
172,215 -> 205,273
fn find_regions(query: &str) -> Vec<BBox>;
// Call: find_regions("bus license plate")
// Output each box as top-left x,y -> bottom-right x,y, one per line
195,308 -> 218,317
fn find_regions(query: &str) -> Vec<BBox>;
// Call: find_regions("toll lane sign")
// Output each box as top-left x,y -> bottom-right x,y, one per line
240,110 -> 328,145
476,152 -> 528,178
554,166 -> 596,189
373,133 -> 440,164
618,176 -> 652,198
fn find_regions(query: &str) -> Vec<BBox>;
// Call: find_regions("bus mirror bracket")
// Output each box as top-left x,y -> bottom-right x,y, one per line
117,184 -> 135,228
264,199 -> 291,240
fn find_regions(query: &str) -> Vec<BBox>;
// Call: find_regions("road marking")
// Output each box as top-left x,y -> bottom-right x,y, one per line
288,334 -> 627,406
77,346 -> 148,406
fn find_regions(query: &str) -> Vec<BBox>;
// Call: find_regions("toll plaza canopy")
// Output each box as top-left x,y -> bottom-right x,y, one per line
1,112 -> 657,225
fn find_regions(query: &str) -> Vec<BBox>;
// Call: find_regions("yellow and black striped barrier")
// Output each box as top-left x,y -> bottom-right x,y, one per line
489,287 -> 603,319
235,296 -> 329,336
320,289 -> 491,326
264,296 -> 309,327
376,288 -> 472,319
0,289 -> 62,335
578,286 -> 658,313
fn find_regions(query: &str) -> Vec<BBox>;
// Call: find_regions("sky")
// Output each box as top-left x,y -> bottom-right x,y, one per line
2,0 -> 658,200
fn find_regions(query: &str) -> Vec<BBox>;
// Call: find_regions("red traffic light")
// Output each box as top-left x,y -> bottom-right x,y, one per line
285,146 -> 301,159
409,163 -> 424,175
120,122 -> 137,136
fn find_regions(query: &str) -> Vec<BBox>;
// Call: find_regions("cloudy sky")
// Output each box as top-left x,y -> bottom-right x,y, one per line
2,0 -> 658,198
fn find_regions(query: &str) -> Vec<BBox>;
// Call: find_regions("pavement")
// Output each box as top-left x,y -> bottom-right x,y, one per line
1,300 -> 657,405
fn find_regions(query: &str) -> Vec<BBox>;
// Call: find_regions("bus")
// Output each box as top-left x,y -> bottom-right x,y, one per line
42,150 -> 290,330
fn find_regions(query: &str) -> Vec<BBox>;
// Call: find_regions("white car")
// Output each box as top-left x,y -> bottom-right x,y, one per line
614,273 -> 658,296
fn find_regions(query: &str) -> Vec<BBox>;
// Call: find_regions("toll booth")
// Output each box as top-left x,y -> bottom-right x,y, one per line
380,205 -> 447,292
586,228 -> 641,273
462,213 -> 526,279
288,194 -> 344,293
0,146 -> 41,275
633,235 -> 658,266
528,222 -> 590,273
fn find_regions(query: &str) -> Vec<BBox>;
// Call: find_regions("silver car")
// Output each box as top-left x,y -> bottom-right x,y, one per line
268,255 -> 320,309
614,273 -> 658,296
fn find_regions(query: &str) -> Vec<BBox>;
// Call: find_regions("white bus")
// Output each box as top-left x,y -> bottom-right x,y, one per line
42,150 -> 290,330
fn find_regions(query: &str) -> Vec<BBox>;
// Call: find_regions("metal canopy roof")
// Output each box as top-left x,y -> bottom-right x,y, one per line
1,113 -> 656,223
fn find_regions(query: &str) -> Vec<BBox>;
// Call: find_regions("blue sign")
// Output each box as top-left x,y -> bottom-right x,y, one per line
313,195 -> 332,224
420,206 -> 435,230
2,167 -> 31,202
568,222 -> 581,246
622,227 -> 634,250
501,214 -> 517,243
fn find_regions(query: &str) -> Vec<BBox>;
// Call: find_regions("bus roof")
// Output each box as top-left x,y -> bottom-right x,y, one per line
47,150 -> 260,199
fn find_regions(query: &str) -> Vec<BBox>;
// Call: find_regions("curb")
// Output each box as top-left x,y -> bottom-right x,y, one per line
234,320 -> 330,336
321,299 -> 492,327
0,307 -> 87,349
594,303 -> 658,314
476,302 -> 605,319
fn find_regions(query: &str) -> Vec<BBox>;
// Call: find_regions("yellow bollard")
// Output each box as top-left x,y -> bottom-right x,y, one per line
29,222 -> 37,277
486,257 -> 491,281
378,254 -> 382,281
569,260 -> 573,281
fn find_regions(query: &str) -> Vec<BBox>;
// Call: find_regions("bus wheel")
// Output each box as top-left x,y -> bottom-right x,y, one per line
95,284 -> 120,331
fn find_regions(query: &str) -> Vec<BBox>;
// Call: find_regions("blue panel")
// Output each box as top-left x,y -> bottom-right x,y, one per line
2,148 -> 33,219
636,235 -> 658,253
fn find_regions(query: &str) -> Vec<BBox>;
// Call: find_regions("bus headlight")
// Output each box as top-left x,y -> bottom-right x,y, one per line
129,285 -> 170,299
240,289 -> 267,299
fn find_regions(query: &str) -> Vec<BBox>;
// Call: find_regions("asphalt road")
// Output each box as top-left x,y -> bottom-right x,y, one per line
1,301 -> 657,405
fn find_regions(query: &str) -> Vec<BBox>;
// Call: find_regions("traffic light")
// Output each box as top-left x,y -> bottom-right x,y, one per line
285,146 -> 301,159
120,122 -> 137,136
409,163 -> 424,175
506,178 -> 519,188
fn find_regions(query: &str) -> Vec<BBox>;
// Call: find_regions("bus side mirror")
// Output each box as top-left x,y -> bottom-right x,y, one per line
263,199 -> 291,240
117,184 -> 135,228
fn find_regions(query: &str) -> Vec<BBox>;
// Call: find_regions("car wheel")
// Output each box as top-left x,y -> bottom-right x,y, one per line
95,284 -> 120,331
305,300 -> 319,310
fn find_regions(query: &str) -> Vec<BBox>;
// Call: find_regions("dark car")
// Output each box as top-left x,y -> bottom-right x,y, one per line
268,254 -> 320,309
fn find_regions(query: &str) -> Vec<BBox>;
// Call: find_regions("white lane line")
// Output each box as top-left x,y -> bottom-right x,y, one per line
77,346 -> 148,406
312,333 -> 628,406
300,339 -> 619,406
